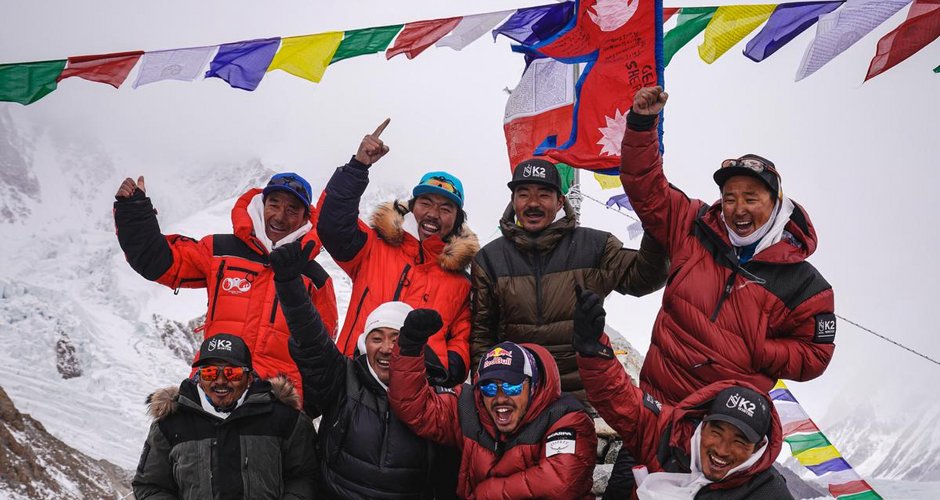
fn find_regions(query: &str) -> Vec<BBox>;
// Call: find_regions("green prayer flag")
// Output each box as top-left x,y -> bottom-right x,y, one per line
555,163 -> 575,194
0,60 -> 67,105
934,64 -> 940,73
664,8 -> 718,67
331,26 -> 403,64
839,491 -> 884,500
784,432 -> 831,454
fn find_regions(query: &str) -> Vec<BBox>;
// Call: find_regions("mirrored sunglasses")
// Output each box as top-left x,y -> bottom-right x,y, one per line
198,365 -> 248,382
479,381 -> 524,397
720,158 -> 768,173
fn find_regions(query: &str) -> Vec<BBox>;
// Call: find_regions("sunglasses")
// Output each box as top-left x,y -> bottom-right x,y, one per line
425,177 -> 462,199
268,176 -> 309,201
720,158 -> 772,174
198,365 -> 248,382
479,381 -> 525,397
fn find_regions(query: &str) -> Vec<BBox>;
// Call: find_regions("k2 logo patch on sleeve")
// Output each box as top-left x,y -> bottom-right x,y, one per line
545,428 -> 577,457
813,313 -> 837,344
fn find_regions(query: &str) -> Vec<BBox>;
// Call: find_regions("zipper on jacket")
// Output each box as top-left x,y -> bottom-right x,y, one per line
534,253 -> 544,325
344,287 -> 370,353
269,296 -> 279,324
710,271 -> 738,322
227,266 -> 259,277
243,455 -> 250,498
209,260 -> 227,321
379,410 -> 390,464
392,264 -> 412,301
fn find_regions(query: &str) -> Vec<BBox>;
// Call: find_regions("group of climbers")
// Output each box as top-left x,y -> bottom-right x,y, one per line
118,86 -> 836,499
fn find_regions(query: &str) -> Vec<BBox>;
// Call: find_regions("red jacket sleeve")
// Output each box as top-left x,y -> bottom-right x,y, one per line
577,334 -> 663,462
388,348 -> 463,448
154,235 -> 214,289
756,288 -> 835,382
619,118 -> 700,253
472,411 -> 597,500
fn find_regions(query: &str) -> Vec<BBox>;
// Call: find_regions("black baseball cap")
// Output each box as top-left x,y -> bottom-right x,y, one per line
192,333 -> 252,369
476,342 -> 538,386
507,158 -> 563,194
713,154 -> 781,200
703,386 -> 772,443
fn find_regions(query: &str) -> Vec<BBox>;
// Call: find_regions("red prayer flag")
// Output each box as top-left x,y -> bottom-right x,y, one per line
386,17 -> 462,60
866,0 -> 940,81
663,7 -> 680,23
57,51 -> 144,88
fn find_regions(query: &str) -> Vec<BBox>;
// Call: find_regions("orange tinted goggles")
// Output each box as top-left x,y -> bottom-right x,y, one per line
198,365 -> 248,381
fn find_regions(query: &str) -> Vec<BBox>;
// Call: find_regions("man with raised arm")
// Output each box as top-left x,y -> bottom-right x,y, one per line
619,86 -> 835,405
114,172 -> 338,403
573,289 -> 793,499
317,119 -> 479,387
469,158 -> 669,401
388,310 -> 596,499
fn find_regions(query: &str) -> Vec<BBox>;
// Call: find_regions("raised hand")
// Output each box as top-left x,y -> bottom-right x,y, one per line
572,286 -> 613,359
632,86 -> 668,116
354,118 -> 391,166
398,308 -> 443,356
115,176 -> 146,200
269,240 -> 315,282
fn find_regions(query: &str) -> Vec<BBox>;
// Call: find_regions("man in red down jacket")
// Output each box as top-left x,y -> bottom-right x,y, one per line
114,173 -> 338,402
574,289 -> 792,499
388,309 -> 596,499
620,86 -> 836,406
317,120 -> 479,386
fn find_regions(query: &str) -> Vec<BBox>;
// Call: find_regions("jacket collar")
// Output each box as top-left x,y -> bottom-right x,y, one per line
499,199 -> 576,253
370,200 -> 479,272
699,199 -> 818,265
231,188 -> 320,256
146,375 -> 301,421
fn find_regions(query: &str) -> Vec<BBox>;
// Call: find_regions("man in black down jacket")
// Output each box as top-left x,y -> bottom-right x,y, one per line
271,241 -> 447,500
132,334 -> 317,500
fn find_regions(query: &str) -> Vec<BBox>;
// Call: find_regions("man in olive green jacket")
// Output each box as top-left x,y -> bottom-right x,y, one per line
470,159 -> 668,401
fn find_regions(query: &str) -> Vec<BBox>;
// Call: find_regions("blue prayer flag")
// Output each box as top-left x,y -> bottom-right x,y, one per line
205,38 -> 281,91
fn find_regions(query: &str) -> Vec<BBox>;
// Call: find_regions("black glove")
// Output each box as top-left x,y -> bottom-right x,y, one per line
573,286 -> 614,359
398,309 -> 443,357
269,240 -> 314,283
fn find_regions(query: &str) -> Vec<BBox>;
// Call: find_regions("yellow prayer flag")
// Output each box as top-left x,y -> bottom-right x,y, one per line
268,32 -> 344,83
794,445 -> 841,465
697,5 -> 776,64
594,172 -> 622,190
773,379 -> 788,391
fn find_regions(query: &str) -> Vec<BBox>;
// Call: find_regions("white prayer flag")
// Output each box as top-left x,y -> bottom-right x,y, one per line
133,46 -> 217,88
627,221 -> 645,240
795,0 -> 912,81
436,10 -> 514,51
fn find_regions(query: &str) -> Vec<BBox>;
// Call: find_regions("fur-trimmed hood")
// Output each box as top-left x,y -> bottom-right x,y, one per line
369,200 -> 479,272
146,375 -> 301,420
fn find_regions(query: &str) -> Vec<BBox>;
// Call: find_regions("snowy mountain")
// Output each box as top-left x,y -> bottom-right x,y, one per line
0,385 -> 130,499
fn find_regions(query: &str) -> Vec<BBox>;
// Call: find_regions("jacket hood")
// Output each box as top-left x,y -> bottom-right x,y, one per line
668,380 -> 783,490
702,199 -> 818,264
499,199 -> 577,253
472,343 -> 563,438
370,200 -> 479,272
146,375 -> 301,420
231,188 -> 321,255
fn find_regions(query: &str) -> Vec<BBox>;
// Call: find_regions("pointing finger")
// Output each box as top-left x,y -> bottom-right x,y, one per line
372,118 -> 390,138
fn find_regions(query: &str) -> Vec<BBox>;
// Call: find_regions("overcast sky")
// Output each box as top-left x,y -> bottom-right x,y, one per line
3,0 -> 939,426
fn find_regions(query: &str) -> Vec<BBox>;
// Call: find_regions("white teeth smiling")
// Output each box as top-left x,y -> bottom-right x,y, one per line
420,221 -> 440,233
376,359 -> 390,368
708,452 -> 729,468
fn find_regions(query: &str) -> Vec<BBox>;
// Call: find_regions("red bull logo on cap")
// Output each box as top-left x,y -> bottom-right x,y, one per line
483,347 -> 513,368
